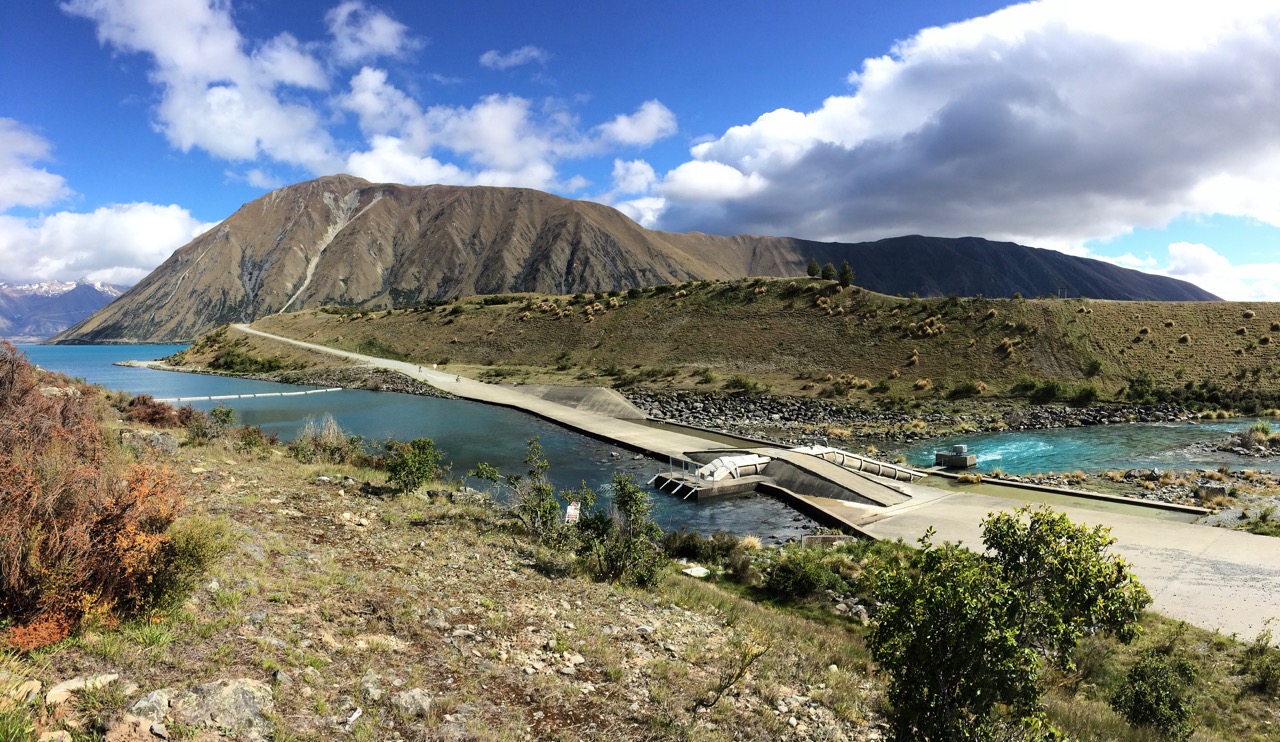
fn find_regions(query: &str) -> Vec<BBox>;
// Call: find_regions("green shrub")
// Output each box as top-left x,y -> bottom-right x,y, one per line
1110,650 -> 1198,740
235,425 -> 276,451
385,437 -> 447,493
208,344 -> 283,373
871,507 -> 1150,740
762,546 -> 840,602
946,380 -> 984,399
179,405 -> 223,445
578,474 -> 667,587
1070,384 -> 1100,407
1242,629 -> 1280,696
142,516 -> 236,611
1028,379 -> 1065,404
210,404 -> 235,427
724,375 -> 762,394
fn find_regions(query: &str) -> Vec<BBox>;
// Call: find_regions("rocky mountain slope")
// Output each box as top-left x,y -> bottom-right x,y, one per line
52,175 -> 1216,343
0,280 -> 122,341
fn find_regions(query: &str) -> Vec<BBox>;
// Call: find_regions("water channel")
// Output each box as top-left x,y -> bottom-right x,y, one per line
21,344 -> 818,542
900,418 -> 1265,475
26,344 -> 1259,536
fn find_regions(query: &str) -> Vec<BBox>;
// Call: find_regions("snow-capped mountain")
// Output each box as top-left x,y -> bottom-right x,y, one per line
0,279 -> 126,342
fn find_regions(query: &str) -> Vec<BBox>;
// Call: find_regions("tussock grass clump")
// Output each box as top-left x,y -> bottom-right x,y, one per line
1243,309 -> 1256,319
1164,319 -> 1176,328
289,414 -> 373,466
955,472 -> 983,484
913,378 -> 933,391
1179,333 -> 1191,343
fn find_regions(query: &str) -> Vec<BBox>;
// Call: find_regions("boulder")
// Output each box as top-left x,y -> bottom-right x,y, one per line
390,688 -> 433,717
170,679 -> 274,741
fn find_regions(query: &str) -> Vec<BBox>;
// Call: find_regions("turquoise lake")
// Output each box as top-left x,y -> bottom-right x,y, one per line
20,344 -> 817,542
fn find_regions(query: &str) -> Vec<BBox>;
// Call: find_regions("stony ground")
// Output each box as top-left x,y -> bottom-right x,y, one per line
2,436 -> 885,741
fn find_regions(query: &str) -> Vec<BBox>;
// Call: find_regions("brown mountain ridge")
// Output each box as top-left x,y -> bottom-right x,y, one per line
51,174 -> 1217,343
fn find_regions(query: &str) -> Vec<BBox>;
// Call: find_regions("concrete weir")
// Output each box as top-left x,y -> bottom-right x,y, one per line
223,324 -> 1280,640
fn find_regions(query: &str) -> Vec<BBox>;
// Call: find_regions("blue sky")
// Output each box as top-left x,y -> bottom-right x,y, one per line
3,0 -> 1280,300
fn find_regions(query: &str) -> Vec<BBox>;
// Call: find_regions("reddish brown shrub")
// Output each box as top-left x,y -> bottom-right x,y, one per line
126,394 -> 180,428
0,342 -> 186,651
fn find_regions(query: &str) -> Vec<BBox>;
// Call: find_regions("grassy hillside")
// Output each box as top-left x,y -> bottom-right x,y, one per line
230,277 -> 1280,411
4,385 -> 1277,740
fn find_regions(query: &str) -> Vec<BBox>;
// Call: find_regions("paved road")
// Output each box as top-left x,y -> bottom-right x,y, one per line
233,323 -> 1280,642
231,324 -> 719,463
819,483 -> 1280,641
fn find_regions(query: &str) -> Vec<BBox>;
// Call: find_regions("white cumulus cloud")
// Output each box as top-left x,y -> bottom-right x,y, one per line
63,0 -> 342,171
598,100 -> 678,147
650,0 -> 1280,249
479,45 -> 548,70
0,203 -> 213,285
0,119 -> 72,211
341,70 -> 676,190
326,0 -> 417,63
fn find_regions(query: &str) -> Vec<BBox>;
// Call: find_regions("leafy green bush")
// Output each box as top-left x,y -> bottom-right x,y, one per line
762,546 -> 841,602
946,380 -> 984,399
208,344 -> 283,373
870,508 -> 1150,740
235,424 -> 276,451
662,529 -> 741,564
578,474 -> 667,587
1109,650 -> 1198,740
385,437 -> 446,493
1070,384 -> 1099,407
1029,379 -> 1065,404
723,375 -> 762,394
141,516 -> 236,611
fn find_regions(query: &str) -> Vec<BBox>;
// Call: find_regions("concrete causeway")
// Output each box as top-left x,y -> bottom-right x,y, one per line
231,323 -> 1280,641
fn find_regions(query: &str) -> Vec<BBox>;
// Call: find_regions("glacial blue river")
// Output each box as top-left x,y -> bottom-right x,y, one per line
25,344 -> 1264,536
900,418 -> 1266,474
20,344 -> 816,541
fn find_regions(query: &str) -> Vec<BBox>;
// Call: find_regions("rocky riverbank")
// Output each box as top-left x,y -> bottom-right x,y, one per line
254,366 -> 454,398
120,359 -> 454,399
623,389 -> 1194,446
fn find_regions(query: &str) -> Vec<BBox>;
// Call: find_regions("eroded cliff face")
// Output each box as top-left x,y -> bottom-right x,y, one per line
53,175 -> 1217,344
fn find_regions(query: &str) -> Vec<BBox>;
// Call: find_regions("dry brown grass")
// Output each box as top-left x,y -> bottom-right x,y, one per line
229,278 -> 1280,403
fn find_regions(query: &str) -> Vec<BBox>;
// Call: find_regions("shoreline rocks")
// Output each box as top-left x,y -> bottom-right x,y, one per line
623,389 -> 1193,446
